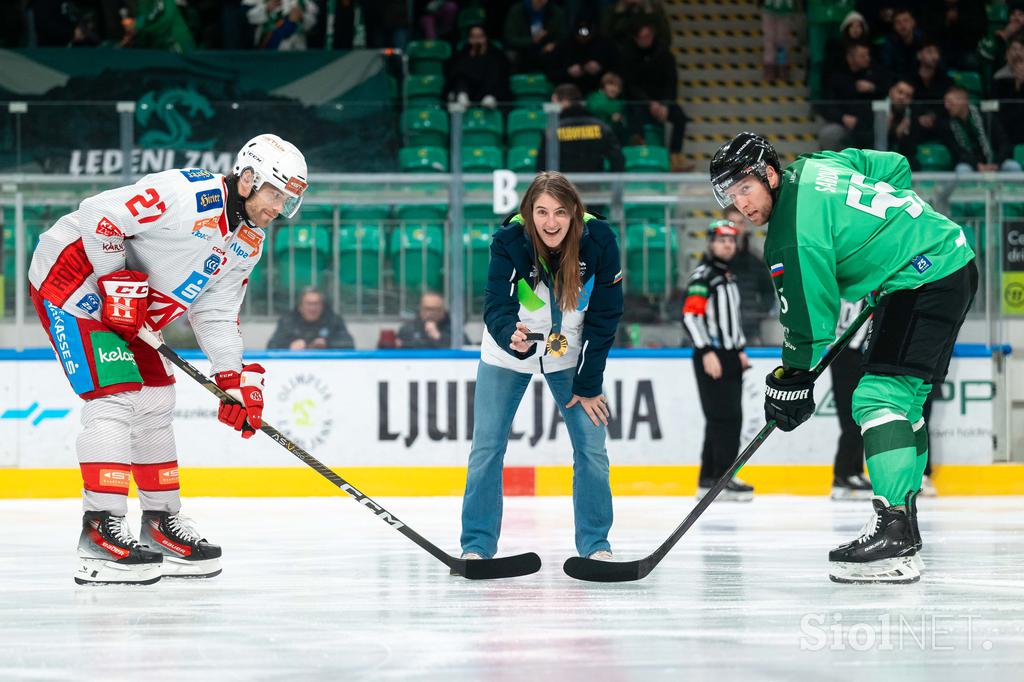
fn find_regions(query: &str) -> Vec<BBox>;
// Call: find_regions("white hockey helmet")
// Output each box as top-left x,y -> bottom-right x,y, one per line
233,133 -> 308,219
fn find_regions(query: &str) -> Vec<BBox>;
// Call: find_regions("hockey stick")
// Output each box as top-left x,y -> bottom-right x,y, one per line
563,303 -> 875,583
137,328 -> 541,580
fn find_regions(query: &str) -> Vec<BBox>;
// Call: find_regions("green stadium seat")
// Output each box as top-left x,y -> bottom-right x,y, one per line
624,145 -> 670,172
405,74 -> 444,106
462,223 -> 494,302
272,225 -> 331,294
401,108 -> 449,148
462,107 -> 504,147
338,204 -> 392,222
407,40 -> 452,76
916,143 -> 953,171
507,107 -> 546,149
1014,144 -> 1024,168
510,73 -> 552,103
624,223 -> 678,295
389,222 -> 445,292
457,6 -> 486,37
507,145 -> 539,173
643,123 -> 666,148
339,222 -> 384,289
949,70 -> 983,99
462,145 -> 503,173
399,146 -> 449,172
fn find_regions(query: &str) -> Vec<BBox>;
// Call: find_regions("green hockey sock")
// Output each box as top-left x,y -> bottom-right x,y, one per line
863,414 -> 917,506
912,418 -> 929,491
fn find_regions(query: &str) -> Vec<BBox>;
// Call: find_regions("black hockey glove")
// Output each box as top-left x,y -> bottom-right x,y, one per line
764,366 -> 815,432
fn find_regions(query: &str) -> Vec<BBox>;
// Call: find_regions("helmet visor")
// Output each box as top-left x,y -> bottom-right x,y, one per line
710,160 -> 767,208
282,194 -> 303,219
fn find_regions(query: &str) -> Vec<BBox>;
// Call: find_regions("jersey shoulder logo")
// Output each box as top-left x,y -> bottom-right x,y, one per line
195,189 -> 223,213
910,255 -> 932,274
191,216 -> 220,240
75,293 -> 100,314
203,253 -> 222,276
236,226 -> 264,256
180,168 -> 214,183
96,217 -> 124,238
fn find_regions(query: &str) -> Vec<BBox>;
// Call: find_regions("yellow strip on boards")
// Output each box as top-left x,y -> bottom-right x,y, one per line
1,464 -> 1023,498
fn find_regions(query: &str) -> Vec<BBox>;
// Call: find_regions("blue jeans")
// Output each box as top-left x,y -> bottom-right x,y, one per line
460,362 -> 613,558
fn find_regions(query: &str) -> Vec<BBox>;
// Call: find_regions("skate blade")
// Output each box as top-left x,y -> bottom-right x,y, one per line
910,553 -> 925,575
74,557 -> 162,585
829,555 -> 921,584
830,487 -> 874,501
161,556 -> 222,579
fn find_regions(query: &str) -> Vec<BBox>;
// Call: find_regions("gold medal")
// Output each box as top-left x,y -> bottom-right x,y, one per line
546,332 -> 569,357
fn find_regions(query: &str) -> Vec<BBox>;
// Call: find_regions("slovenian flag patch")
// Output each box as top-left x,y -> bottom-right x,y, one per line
770,263 -> 784,277
612,270 -> 623,284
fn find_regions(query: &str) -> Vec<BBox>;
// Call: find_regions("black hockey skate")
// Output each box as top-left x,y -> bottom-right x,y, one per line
830,473 -> 873,501
75,511 -> 163,585
905,489 -> 924,573
698,477 -> 754,502
140,511 -> 222,579
829,496 -> 920,584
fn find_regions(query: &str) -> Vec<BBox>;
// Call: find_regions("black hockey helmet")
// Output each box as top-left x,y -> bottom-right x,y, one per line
709,132 -> 780,208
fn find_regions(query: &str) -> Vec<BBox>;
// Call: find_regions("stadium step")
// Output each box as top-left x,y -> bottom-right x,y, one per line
688,119 -> 816,136
676,66 -> 808,82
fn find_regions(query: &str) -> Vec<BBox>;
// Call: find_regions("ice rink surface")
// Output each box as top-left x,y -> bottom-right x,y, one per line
2,495 -> 1023,681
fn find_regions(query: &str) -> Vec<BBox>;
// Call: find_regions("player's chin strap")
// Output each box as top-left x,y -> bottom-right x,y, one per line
224,173 -> 255,232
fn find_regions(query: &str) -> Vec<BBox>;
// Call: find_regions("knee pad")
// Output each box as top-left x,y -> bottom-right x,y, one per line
851,373 -> 925,427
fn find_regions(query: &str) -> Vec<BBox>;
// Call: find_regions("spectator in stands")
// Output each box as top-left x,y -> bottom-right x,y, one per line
306,0 -> 355,49
722,205 -> 774,345
396,291 -> 462,349
503,0 -> 567,71
823,11 -> 871,93
361,0 -> 409,49
586,72 -> 628,142
603,0 -> 671,49
618,21 -> 693,171
267,287 -> 356,350
856,0 -> 899,42
445,24 -> 510,108
939,85 -> 1022,173
886,79 -> 918,158
922,0 -> 986,70
881,6 -> 923,78
977,2 -> 1024,81
761,0 -> 799,82
537,84 -> 624,173
909,40 -> 953,142
121,0 -> 196,51
994,33 -> 1024,149
244,0 -> 318,50
548,19 -> 618,95
819,42 -> 889,151
415,0 -> 458,41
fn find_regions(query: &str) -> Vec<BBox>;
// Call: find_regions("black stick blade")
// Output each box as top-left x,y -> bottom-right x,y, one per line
456,552 -> 542,579
562,557 -> 645,583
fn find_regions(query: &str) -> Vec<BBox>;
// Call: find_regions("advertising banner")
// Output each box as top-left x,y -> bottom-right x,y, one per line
0,352 -> 996,469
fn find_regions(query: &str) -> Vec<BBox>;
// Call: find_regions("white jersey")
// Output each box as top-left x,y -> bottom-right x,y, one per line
29,168 -> 264,373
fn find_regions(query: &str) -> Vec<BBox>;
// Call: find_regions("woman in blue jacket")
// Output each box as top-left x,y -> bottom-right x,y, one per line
460,171 -> 625,562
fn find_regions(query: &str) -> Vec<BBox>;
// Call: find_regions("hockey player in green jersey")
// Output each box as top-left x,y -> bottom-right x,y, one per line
709,132 -> 978,584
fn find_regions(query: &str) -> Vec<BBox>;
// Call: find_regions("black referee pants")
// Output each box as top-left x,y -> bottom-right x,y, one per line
693,349 -> 743,481
829,347 -> 865,478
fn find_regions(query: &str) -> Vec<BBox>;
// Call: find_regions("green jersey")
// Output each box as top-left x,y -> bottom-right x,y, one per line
764,148 -> 975,370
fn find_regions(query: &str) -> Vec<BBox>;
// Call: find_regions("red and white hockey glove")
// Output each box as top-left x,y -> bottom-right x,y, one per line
97,270 -> 150,341
214,364 -> 266,439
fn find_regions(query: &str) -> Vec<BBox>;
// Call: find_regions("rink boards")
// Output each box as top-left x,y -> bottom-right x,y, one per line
1,347 -> 1019,497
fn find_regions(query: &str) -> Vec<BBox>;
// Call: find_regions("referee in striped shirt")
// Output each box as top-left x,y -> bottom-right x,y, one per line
682,220 -> 754,501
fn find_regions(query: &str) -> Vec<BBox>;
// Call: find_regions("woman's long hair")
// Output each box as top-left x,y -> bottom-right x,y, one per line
519,172 -> 585,312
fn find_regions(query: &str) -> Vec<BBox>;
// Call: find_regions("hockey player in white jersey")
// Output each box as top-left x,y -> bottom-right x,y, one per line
28,134 -> 308,585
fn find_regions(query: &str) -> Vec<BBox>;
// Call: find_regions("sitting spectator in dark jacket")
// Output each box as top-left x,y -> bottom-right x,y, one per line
977,2 -> 1024,79
445,24 -> 510,108
819,42 -> 890,151
503,0 -> 566,71
547,19 -> 618,95
396,291 -> 463,349
993,33 -> 1024,148
617,21 -> 692,170
602,0 -> 672,49
823,11 -> 871,90
267,287 -> 356,350
887,79 -> 920,158
881,7 -> 923,78
940,85 -> 1023,173
921,0 -> 986,70
909,40 -> 953,142
537,83 -> 625,172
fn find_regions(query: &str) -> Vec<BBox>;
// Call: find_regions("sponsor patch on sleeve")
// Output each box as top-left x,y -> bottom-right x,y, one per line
911,255 -> 932,274
770,263 -> 785,278
96,217 -> 124,238
195,189 -> 224,213
75,293 -> 100,314
172,271 -> 211,302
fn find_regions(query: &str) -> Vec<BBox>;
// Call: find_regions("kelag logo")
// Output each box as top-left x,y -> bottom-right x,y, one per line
1,402 -> 71,426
